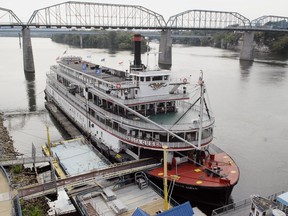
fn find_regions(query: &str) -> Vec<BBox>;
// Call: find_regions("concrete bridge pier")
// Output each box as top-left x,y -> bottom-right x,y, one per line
22,27 -> 35,73
158,30 -> 172,70
80,35 -> 83,48
240,31 -> 255,61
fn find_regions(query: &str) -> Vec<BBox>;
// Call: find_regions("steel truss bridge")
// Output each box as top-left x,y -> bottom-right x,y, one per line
1,2 -> 288,32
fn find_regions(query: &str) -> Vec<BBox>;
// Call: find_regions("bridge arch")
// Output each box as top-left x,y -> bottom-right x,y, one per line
0,7 -> 23,27
251,15 -> 288,30
27,1 -> 167,29
167,10 -> 251,30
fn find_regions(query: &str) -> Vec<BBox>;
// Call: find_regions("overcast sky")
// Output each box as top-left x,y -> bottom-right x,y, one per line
1,0 -> 287,22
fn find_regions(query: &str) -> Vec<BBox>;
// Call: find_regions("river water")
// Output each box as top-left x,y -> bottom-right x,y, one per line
1,37 -> 288,208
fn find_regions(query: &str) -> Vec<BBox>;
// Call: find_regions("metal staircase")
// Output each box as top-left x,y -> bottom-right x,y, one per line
135,172 -> 149,190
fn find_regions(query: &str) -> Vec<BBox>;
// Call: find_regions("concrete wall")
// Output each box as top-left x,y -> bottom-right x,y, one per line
22,27 -> 35,73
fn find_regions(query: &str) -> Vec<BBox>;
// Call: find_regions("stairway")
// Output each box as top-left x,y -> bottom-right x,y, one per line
135,172 -> 149,190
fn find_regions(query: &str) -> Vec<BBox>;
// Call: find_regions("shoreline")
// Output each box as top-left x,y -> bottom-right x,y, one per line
0,114 -> 17,157
0,113 -> 50,215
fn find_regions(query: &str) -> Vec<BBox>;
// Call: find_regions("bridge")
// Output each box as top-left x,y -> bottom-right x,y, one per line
1,2 -> 288,71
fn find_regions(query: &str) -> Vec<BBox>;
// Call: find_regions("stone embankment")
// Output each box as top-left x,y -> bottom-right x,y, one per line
0,114 -> 17,157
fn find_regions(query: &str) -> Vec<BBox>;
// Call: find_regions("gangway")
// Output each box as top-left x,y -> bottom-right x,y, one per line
0,156 -> 51,166
17,158 -> 160,199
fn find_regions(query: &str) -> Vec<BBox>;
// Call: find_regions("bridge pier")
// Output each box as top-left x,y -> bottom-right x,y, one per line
240,31 -> 255,61
80,35 -> 83,48
22,27 -> 35,73
158,30 -> 172,70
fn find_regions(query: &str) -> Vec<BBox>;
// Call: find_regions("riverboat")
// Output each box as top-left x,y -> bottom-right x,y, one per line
249,193 -> 288,216
45,34 -> 239,207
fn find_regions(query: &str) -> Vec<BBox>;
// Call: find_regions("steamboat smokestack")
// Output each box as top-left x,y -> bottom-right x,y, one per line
133,34 -> 142,68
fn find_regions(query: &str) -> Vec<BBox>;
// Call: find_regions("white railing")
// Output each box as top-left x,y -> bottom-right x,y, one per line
47,76 -> 214,149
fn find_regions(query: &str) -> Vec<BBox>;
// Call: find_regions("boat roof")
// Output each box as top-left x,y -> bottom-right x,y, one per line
59,57 -> 171,84
252,196 -> 277,212
277,192 -> 288,206
50,138 -> 109,176
77,183 -> 173,216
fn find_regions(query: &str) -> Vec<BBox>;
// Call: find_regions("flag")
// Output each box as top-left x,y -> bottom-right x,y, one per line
118,61 -> 123,65
101,58 -> 105,62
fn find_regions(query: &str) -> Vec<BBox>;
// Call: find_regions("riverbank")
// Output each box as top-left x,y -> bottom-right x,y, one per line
0,114 -> 50,215
0,114 -> 17,157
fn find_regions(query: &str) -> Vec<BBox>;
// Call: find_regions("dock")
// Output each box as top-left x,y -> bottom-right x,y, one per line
42,137 -> 111,179
72,172 -> 175,216
45,102 -> 82,138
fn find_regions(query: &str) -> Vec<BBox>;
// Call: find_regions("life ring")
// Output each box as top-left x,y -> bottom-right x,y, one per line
116,83 -> 121,89
183,78 -> 187,83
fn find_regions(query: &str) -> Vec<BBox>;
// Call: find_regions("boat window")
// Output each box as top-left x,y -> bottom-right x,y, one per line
140,77 -> 144,82
164,75 -> 168,80
152,76 -> 162,81
146,77 -> 151,82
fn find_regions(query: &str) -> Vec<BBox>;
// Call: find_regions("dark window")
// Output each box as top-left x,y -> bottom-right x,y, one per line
152,76 -> 162,81
146,77 -> 151,81
140,77 -> 144,82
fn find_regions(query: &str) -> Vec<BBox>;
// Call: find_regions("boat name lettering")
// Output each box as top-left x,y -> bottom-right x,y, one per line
149,82 -> 167,90
174,183 -> 198,190
126,136 -> 162,147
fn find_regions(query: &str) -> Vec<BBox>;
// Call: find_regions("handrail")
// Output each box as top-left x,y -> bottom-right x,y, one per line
47,76 -> 214,150
47,71 -> 214,131
211,190 -> 288,216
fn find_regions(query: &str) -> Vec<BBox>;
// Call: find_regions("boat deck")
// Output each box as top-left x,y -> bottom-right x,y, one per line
79,183 -> 173,216
60,59 -> 126,83
148,144 -> 239,188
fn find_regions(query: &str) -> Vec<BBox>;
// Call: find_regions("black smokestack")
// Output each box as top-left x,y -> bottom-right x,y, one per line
133,34 -> 142,67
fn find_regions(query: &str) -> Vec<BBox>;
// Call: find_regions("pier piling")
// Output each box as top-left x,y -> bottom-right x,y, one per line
22,27 -> 35,73
158,30 -> 172,70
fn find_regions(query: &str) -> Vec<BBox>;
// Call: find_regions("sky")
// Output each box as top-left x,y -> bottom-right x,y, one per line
1,0 -> 287,22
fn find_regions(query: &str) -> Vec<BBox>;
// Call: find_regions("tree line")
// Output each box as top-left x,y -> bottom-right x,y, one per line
51,30 -> 288,56
51,31 -> 147,51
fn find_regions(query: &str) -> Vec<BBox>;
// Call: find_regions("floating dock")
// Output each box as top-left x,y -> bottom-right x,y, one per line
42,137 -> 111,179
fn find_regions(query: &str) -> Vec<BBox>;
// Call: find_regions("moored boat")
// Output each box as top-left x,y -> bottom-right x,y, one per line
44,34 -> 239,208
